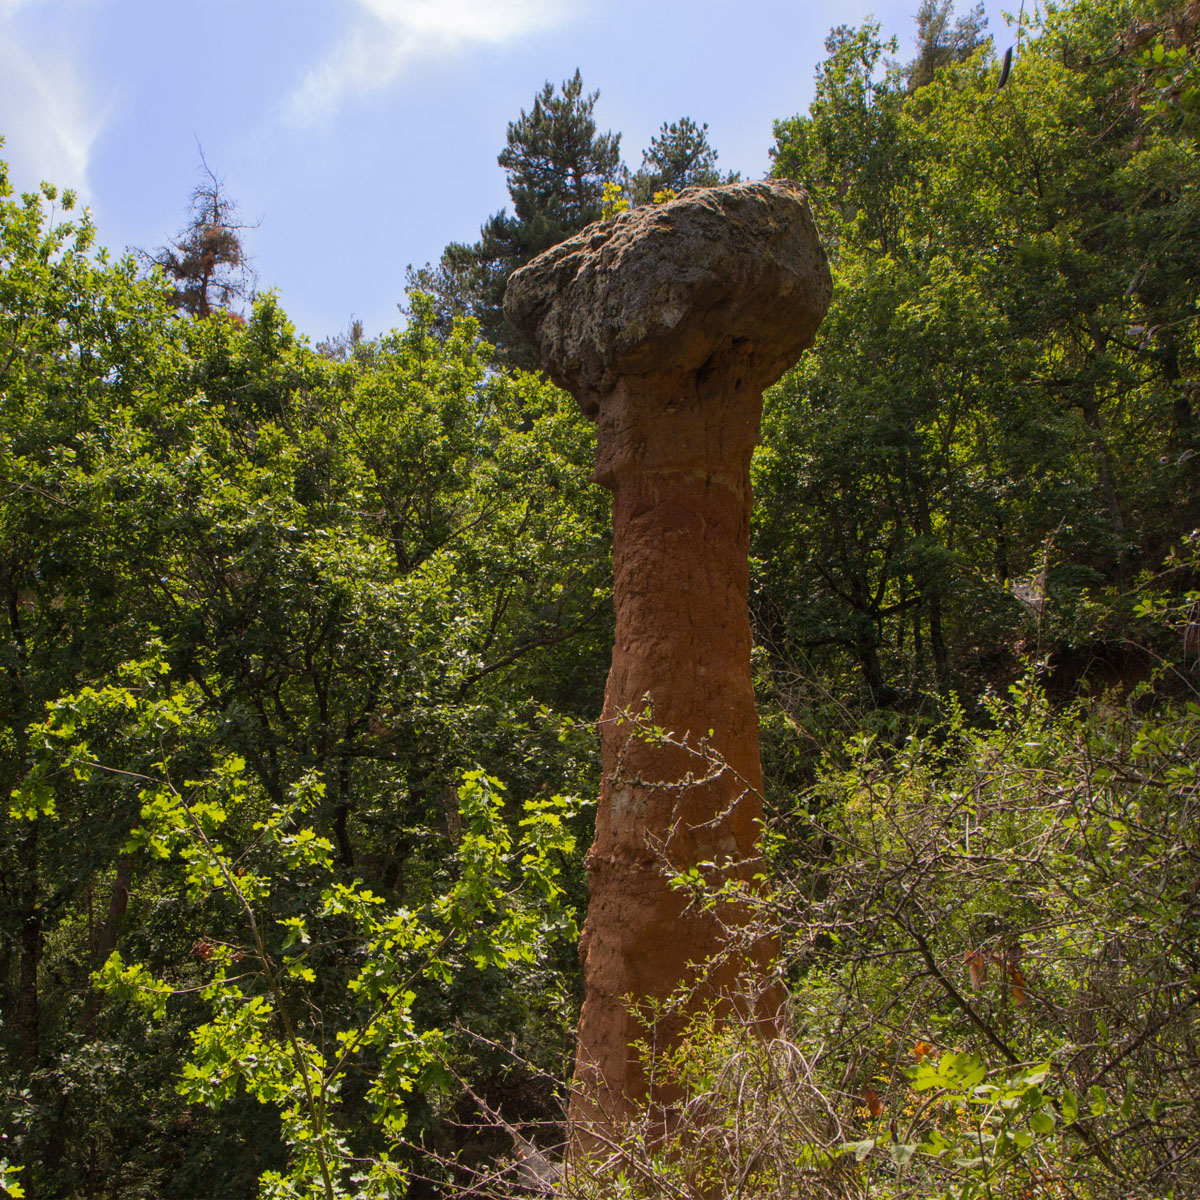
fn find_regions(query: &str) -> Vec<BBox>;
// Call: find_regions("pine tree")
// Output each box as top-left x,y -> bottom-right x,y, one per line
629,118 -> 737,205
408,71 -> 620,363
499,69 -> 621,240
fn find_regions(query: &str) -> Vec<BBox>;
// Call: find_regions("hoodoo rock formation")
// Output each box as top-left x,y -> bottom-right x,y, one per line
504,180 -> 832,1145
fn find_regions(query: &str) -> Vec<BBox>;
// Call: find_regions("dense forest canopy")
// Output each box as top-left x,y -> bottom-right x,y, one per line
1,0 -> 1198,1196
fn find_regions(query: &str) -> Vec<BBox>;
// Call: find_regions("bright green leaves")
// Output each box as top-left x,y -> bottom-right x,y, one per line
0,1158 -> 25,1199
14,651 -> 583,1195
0,172 -> 100,397
1136,35 -> 1200,127
93,952 -> 172,1022
848,1052 -> 1074,1195
518,793 -> 579,901
8,779 -> 53,820
10,652 -> 192,829
912,1050 -> 989,1094
758,0 -> 1200,717
436,770 -> 514,967
434,771 -> 580,970
784,675 -> 1200,1199
180,993 -> 275,1107
771,20 -> 912,255
99,742 -> 577,1196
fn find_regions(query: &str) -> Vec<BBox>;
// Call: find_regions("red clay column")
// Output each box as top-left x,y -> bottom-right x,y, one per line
505,180 -> 831,1147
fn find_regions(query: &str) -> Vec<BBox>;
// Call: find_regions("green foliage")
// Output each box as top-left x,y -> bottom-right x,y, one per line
410,70 -> 621,363
14,666 -> 581,1198
627,117 -> 735,205
905,1 -> 989,93
498,69 -> 621,236
843,1053 -> 1069,1197
757,0 -> 1200,718
774,679 -> 1200,1197
563,680 -> 1199,1199
0,1158 -> 23,1199
600,181 -> 629,219
0,152 -> 609,1196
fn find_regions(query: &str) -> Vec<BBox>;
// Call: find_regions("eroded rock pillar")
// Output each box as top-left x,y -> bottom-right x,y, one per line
504,180 -> 831,1145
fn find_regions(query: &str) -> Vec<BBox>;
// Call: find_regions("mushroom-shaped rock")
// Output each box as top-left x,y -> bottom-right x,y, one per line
505,180 -> 831,1148
506,179 -> 828,403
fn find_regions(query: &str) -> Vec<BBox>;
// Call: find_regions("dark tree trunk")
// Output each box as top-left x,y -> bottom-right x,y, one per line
17,820 -> 40,1077
81,855 -> 135,1031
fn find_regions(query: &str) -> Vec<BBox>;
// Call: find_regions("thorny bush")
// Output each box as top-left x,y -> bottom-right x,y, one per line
527,676 -> 1199,1200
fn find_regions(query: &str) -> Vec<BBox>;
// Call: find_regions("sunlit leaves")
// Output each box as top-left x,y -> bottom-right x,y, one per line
0,176 -> 606,1191
26,666 -> 584,1196
758,0 -> 1200,713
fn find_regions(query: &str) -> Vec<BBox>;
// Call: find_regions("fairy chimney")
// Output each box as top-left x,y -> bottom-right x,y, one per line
504,180 -> 831,1146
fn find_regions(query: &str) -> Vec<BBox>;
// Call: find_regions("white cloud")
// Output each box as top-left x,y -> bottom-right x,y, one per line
0,14 -> 105,199
286,0 -> 572,126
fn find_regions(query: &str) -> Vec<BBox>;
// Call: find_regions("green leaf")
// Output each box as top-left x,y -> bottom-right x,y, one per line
1030,1110 -> 1055,1135
851,1138 -> 876,1161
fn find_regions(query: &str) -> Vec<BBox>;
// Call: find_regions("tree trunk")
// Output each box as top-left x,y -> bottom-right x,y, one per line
81,855 -> 135,1031
17,820 -> 40,1077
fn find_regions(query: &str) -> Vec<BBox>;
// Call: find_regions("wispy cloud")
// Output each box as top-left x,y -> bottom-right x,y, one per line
286,0 -> 573,126
0,6 -> 106,198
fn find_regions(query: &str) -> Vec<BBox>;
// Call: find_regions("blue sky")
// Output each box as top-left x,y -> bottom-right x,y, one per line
0,0 -> 1017,343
